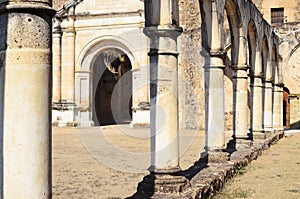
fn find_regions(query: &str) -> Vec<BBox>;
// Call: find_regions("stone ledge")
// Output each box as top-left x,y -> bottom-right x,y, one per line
129,131 -> 284,198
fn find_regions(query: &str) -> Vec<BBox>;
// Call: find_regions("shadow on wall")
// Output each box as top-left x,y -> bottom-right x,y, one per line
289,120 -> 300,129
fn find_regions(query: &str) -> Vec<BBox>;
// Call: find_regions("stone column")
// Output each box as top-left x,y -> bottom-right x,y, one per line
61,15 -> 75,103
273,84 -> 282,130
263,79 -> 274,133
233,35 -> 249,139
250,51 -> 264,138
52,17 -> 62,103
204,0 -> 225,150
143,0 -> 189,194
0,1 -> 54,198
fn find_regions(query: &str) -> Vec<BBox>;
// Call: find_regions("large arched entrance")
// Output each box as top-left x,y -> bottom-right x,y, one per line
92,48 -> 132,126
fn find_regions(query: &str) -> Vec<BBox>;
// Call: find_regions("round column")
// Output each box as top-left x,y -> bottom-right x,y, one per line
145,27 -> 182,173
250,75 -> 264,136
0,1 -> 54,198
233,66 -> 249,138
204,57 -> 225,150
263,80 -> 274,133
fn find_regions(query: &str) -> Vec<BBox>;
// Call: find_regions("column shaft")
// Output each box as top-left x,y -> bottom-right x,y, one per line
146,29 -> 181,172
205,57 -> 225,150
251,77 -> 263,133
0,2 -> 54,198
273,85 -> 284,130
263,81 -> 273,132
233,68 -> 249,138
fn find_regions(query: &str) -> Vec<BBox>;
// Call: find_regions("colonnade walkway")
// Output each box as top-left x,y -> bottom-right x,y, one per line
52,126 -> 300,198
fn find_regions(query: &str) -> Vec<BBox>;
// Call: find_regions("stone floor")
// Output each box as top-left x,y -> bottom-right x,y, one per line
52,126 -> 299,198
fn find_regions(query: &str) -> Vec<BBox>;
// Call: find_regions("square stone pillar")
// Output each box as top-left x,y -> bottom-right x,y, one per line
0,1 -> 55,198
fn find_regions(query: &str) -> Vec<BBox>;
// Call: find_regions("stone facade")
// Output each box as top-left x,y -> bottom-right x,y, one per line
52,0 -> 288,133
52,0 -> 150,127
253,0 -> 300,129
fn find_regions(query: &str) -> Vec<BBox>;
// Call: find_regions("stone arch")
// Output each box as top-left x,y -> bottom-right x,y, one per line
222,0 -> 242,131
262,36 -> 269,80
74,36 -> 136,126
247,19 -> 257,75
271,45 -> 278,83
224,0 -> 242,66
283,43 -> 300,93
77,36 -> 138,71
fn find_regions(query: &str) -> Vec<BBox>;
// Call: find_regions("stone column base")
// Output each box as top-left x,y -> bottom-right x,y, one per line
251,130 -> 272,139
135,173 -> 190,197
226,138 -> 253,153
201,149 -> 229,163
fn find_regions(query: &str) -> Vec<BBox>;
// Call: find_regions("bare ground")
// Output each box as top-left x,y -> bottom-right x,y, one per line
52,126 -> 300,199
52,126 -> 207,199
215,132 -> 300,199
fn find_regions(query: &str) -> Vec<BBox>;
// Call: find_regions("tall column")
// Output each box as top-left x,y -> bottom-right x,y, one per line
205,0 -> 225,150
0,1 -> 54,198
233,35 -> 249,139
263,79 -> 274,133
61,15 -> 75,103
273,84 -> 283,130
52,17 -> 62,103
279,84 -> 284,130
143,0 -> 189,194
250,51 -> 264,138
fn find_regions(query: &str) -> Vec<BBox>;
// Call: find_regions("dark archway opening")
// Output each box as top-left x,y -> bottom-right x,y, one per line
283,87 -> 290,128
92,48 -> 132,126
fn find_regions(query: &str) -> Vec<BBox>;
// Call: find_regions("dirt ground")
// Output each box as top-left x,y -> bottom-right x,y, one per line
52,125 -> 209,199
52,126 -> 300,199
215,131 -> 300,199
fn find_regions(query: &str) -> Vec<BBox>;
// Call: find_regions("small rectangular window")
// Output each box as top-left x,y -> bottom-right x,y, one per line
271,7 -> 284,24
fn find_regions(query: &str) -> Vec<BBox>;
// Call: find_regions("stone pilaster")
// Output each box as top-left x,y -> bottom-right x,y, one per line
52,17 -> 62,103
142,0 -> 189,195
61,15 -> 75,103
0,1 -> 54,198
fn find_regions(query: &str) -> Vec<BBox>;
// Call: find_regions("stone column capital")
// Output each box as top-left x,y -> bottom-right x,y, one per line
231,64 -> 250,71
143,26 -> 183,38
0,3 -> 55,16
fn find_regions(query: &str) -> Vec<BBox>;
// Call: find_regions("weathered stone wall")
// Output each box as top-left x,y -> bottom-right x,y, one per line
178,0 -> 205,130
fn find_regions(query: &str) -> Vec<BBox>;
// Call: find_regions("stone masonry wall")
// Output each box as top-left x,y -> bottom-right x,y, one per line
178,0 -> 205,130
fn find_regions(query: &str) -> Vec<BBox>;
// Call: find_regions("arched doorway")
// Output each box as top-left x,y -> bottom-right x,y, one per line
92,48 -> 132,126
